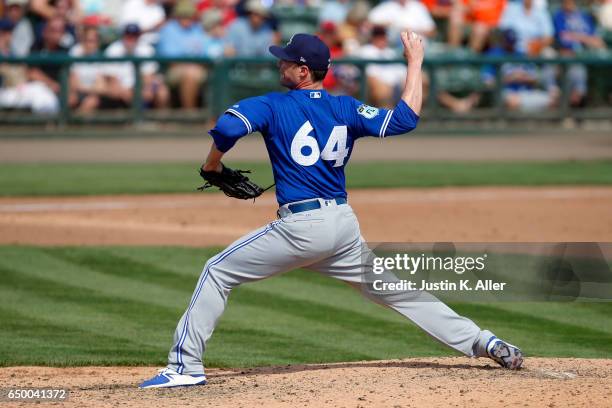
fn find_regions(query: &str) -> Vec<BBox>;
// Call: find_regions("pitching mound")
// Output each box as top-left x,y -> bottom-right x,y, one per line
2,358 -> 610,407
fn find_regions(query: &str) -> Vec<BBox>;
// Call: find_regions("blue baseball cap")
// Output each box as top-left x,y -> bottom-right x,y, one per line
123,23 -> 141,36
502,28 -> 517,46
269,33 -> 331,71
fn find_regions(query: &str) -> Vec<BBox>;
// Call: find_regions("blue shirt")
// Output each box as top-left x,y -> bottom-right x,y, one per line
157,20 -> 208,57
482,48 -> 539,92
210,89 -> 419,205
500,2 -> 553,54
553,9 -> 596,52
202,36 -> 226,59
225,18 -> 274,57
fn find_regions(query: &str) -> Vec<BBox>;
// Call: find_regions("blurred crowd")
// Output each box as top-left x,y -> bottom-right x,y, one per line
0,0 -> 610,115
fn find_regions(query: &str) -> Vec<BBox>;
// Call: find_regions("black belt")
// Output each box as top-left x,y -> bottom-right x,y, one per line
286,197 -> 347,214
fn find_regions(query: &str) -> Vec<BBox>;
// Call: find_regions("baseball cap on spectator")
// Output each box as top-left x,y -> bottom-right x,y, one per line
174,0 -> 196,18
0,18 -> 15,32
201,9 -> 223,31
245,0 -> 269,17
124,23 -> 141,36
269,33 -> 331,71
82,15 -> 104,27
5,0 -> 29,6
320,21 -> 337,34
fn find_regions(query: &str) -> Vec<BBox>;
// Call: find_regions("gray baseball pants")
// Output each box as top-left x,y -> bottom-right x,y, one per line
167,199 -> 494,375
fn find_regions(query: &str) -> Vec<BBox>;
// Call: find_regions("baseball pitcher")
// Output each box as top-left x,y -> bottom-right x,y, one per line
140,32 -> 523,388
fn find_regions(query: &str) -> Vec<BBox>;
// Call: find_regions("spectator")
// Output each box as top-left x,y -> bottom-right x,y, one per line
30,0 -> 82,25
104,24 -> 170,109
157,0 -> 207,109
553,0 -> 605,106
5,0 -> 34,57
69,25 -> 123,113
197,0 -> 237,27
0,18 -> 59,113
554,0 -> 605,54
499,0 -> 553,56
448,0 -> 507,52
225,0 -> 275,56
482,28 -> 558,112
201,8 -> 232,58
319,21 -> 343,90
318,0 -> 352,25
29,0 -> 79,51
120,0 -> 166,45
357,25 -> 407,108
0,19 -> 17,59
421,0 -> 453,19
368,0 -> 436,40
0,19 -> 24,104
337,0 -> 370,55
28,17 -> 69,97
318,20 -> 359,95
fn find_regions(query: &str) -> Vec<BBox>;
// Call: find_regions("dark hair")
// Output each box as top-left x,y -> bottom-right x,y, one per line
311,69 -> 328,82
297,63 -> 328,82
371,25 -> 387,38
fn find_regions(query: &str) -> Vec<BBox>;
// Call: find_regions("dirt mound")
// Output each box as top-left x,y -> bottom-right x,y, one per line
1,358 -> 610,407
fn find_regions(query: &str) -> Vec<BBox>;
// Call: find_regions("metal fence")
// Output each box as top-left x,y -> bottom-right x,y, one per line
1,53 -> 611,126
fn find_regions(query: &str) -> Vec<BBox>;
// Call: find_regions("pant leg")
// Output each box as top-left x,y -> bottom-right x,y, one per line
168,213 -> 335,375
308,206 -> 493,358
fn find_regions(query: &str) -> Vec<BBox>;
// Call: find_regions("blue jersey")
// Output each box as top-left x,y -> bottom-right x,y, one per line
210,89 -> 419,205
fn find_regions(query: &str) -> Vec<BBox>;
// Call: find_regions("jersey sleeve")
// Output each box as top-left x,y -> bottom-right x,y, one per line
208,113 -> 249,153
346,97 -> 419,138
224,95 -> 274,135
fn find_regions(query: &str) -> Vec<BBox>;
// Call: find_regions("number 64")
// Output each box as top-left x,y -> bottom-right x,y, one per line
290,121 -> 349,167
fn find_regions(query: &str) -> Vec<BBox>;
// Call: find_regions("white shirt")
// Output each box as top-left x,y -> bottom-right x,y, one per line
119,0 -> 166,44
69,44 -> 105,88
358,44 -> 407,87
104,40 -> 158,88
368,0 -> 435,35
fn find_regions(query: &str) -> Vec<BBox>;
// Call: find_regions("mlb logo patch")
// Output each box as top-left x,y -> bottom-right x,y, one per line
357,104 -> 379,119
310,91 -> 322,99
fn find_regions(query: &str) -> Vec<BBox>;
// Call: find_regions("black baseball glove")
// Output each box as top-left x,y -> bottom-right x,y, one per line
197,164 -> 269,200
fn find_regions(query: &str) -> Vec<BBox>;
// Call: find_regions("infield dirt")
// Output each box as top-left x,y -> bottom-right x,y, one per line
1,357 -> 611,407
1,186 -> 611,246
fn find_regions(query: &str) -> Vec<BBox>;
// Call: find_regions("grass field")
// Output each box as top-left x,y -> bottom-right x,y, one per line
1,245 -> 610,367
1,160 -> 612,196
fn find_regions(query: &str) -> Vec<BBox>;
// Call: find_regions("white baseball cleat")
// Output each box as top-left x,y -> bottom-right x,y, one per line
139,368 -> 207,389
486,336 -> 524,370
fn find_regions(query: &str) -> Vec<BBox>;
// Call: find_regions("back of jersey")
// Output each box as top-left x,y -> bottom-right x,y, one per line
225,89 -> 398,206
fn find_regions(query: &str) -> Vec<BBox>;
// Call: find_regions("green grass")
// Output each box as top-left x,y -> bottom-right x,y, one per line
1,160 -> 611,196
0,245 -> 610,367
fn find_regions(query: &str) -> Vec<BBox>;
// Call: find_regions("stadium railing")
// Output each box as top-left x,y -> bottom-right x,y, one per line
0,53 -> 611,126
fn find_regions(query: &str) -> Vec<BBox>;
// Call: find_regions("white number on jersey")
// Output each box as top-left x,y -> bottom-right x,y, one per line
290,121 -> 349,167
320,125 -> 349,167
290,121 -> 320,166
